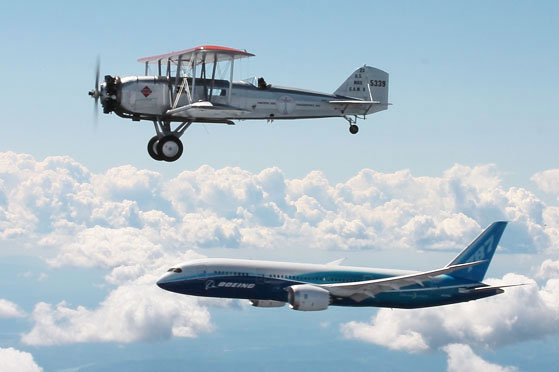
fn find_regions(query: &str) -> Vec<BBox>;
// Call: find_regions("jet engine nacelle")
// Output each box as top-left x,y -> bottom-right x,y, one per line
287,284 -> 331,311
249,299 -> 286,308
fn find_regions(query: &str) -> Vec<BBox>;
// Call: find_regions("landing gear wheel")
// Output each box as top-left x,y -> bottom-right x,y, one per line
147,136 -> 164,161
156,135 -> 183,162
349,124 -> 359,134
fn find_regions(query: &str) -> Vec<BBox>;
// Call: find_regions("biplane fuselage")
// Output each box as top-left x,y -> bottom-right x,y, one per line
91,45 -> 390,161
114,76 -> 388,123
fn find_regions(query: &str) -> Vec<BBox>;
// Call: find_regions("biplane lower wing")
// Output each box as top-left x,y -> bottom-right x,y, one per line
166,101 -> 250,119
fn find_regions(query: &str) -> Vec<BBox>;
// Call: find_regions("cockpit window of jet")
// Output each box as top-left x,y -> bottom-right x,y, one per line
157,222 -> 525,311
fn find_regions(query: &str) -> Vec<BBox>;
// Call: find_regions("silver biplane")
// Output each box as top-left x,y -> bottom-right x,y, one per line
89,45 -> 390,162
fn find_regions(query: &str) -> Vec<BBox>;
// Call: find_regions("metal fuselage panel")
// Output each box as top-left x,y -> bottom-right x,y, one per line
157,259 -> 494,309
115,76 -> 368,122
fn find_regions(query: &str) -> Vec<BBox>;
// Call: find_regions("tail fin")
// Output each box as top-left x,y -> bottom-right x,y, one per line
334,65 -> 389,114
446,221 -> 508,282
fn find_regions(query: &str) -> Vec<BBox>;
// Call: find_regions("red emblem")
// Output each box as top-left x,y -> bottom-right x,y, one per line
141,86 -> 152,97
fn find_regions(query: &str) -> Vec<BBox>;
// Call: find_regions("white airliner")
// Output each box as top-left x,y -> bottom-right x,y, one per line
157,222 -> 519,311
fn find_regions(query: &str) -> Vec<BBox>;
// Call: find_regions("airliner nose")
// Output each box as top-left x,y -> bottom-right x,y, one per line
156,278 -> 165,289
156,273 -> 172,290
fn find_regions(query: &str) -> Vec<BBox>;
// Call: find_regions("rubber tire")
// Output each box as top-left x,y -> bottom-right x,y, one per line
156,135 -> 183,162
349,125 -> 359,134
147,136 -> 164,161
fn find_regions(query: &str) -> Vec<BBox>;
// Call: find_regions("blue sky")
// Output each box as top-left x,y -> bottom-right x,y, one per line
1,1 -> 558,371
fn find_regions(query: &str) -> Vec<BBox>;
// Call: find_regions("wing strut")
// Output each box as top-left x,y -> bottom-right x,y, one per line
172,58 -> 194,109
228,57 -> 234,104
208,53 -> 218,101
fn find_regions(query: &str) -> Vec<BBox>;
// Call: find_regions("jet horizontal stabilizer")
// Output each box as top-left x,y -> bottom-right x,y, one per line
458,283 -> 530,294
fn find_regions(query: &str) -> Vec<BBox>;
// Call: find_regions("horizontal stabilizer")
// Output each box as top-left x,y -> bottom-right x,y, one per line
329,100 -> 381,105
459,283 -> 530,294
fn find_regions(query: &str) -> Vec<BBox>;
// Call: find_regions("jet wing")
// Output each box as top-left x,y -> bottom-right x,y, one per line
326,258 -> 347,266
321,260 -> 486,302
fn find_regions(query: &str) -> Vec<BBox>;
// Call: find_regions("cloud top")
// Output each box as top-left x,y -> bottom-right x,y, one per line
0,347 -> 43,372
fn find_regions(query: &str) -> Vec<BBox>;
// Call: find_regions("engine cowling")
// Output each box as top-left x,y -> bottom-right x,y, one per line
287,284 -> 331,311
249,299 -> 286,308
101,75 -> 121,114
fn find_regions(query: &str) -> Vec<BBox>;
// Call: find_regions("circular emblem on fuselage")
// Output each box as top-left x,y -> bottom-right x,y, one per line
277,95 -> 295,115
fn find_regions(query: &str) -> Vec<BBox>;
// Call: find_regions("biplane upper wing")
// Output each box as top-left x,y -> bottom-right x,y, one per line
138,45 -> 254,65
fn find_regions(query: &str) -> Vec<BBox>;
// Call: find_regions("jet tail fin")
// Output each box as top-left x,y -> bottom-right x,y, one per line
446,221 -> 508,282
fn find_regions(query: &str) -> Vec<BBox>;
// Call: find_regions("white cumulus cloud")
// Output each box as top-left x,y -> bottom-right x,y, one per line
532,169 -> 559,199
21,249 -> 237,345
0,347 -> 43,372
2,152 -> 559,268
21,276 -> 212,345
340,271 -> 559,353
536,259 -> 559,280
0,298 -> 25,318
443,344 -> 517,372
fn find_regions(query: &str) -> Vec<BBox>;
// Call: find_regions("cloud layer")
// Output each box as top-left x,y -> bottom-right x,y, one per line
1,152 -> 558,266
1,151 -> 558,346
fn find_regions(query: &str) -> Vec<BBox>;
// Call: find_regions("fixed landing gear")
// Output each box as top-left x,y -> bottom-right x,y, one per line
349,124 -> 359,134
147,136 -> 163,161
148,120 -> 191,162
158,135 -> 183,162
148,135 -> 183,162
